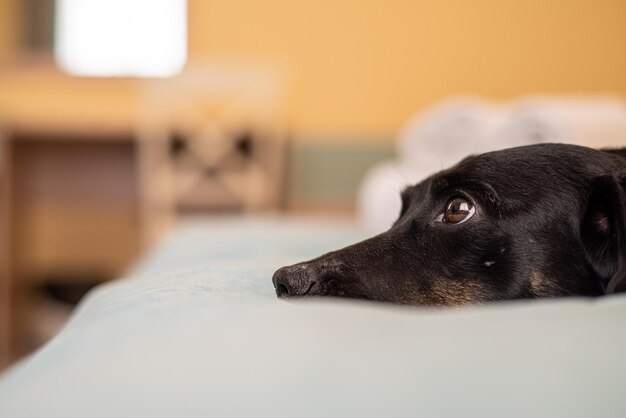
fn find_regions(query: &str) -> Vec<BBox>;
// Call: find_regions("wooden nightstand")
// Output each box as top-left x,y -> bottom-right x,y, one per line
0,60 -> 287,368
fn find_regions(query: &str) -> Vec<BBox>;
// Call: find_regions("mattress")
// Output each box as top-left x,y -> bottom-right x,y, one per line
0,216 -> 625,418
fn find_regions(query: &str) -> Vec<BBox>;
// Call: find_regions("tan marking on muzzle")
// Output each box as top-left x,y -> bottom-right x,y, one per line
428,279 -> 488,306
529,272 -> 544,296
529,271 -> 564,297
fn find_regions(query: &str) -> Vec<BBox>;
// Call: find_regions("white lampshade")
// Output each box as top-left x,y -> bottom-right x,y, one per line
54,0 -> 187,78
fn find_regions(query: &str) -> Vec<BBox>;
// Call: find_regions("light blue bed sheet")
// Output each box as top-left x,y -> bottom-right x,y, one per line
0,216 -> 625,418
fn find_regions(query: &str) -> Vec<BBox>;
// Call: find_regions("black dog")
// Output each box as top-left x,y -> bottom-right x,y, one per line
272,143 -> 626,305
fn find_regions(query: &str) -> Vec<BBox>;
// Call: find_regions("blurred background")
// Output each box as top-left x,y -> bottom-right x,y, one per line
0,0 -> 626,369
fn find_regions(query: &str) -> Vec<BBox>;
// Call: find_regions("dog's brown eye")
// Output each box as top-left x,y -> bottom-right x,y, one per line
444,197 -> 475,224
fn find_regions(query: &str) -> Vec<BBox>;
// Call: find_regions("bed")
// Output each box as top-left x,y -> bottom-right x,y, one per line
0,216 -> 625,418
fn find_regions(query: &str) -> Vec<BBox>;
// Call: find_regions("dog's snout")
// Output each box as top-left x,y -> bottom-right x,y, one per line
272,263 -> 321,298
272,267 -> 293,297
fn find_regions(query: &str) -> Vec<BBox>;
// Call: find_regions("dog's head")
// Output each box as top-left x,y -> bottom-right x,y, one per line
273,144 -> 626,305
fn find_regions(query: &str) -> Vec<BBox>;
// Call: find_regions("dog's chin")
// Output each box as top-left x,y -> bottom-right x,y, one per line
294,283 -> 374,302
282,279 -> 419,304
297,293 -> 374,302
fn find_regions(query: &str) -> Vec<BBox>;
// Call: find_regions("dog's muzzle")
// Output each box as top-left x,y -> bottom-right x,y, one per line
272,253 -> 370,299
272,263 -> 320,298
272,236 -> 385,299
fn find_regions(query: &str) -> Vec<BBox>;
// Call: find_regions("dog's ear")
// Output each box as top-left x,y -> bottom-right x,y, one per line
581,174 -> 626,293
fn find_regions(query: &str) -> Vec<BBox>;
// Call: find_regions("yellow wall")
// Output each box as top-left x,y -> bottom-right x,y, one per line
189,0 -> 626,141
1,0 -> 625,142
0,0 -> 18,59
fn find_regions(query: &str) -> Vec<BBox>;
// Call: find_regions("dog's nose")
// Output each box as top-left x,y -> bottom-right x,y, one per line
272,264 -> 316,298
272,267 -> 291,297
